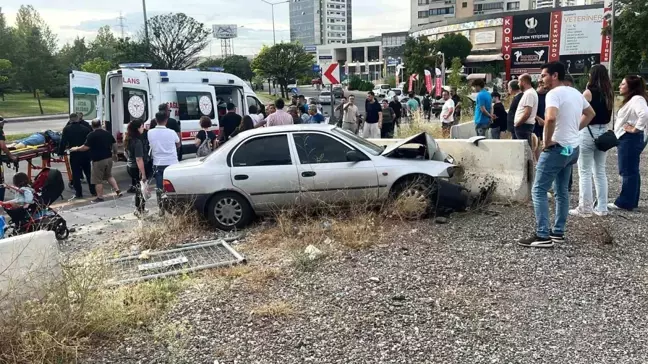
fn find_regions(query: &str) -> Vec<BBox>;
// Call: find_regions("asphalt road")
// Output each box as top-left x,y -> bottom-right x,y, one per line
4,117 -> 68,135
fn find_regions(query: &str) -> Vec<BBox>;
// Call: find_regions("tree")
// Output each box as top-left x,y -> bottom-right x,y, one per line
81,58 -> 113,88
221,55 -> 254,82
403,36 -> 436,93
609,0 -> 648,77
114,37 -> 151,66
57,37 -> 90,70
89,26 -> 118,61
0,59 -> 11,101
448,57 -> 463,91
252,43 -> 314,98
436,33 -> 473,63
146,13 -> 211,69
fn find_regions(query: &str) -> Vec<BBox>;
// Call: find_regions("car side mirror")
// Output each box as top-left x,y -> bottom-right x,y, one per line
346,150 -> 365,163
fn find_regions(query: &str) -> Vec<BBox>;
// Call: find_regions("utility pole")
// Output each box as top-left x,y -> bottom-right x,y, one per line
117,12 -> 126,38
142,0 -> 149,45
261,0 -> 289,45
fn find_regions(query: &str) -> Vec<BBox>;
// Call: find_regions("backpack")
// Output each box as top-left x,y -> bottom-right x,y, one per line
196,132 -> 213,157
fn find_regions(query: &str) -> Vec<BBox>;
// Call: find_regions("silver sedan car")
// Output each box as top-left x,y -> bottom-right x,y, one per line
163,125 -> 455,230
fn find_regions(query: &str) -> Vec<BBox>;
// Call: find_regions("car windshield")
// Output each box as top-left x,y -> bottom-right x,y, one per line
320,92 -> 331,96
392,90 -> 402,95
331,127 -> 383,156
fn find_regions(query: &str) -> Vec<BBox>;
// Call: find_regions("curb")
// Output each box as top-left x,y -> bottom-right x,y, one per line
3,114 -> 68,123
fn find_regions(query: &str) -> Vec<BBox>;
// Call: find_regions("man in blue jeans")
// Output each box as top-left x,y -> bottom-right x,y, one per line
147,111 -> 180,214
519,61 -> 596,248
472,79 -> 492,136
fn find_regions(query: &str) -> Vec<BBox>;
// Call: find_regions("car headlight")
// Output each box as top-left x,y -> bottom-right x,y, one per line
444,154 -> 455,165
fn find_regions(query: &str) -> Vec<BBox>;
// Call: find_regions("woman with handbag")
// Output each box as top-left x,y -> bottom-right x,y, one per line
609,75 -> 648,211
570,65 -> 614,217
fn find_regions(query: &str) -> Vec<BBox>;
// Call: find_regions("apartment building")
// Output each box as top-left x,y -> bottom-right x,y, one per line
289,0 -> 352,47
412,0 -> 532,29
534,0 -> 576,9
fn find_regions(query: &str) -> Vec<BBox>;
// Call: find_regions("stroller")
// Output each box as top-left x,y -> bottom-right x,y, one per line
1,168 -> 69,240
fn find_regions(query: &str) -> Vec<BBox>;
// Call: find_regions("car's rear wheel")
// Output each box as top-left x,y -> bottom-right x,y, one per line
207,192 -> 253,230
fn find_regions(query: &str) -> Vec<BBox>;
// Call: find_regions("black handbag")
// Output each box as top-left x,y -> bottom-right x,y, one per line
588,126 -> 619,152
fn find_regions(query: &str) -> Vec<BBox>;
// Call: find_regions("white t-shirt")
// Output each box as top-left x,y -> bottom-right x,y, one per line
514,88 -> 539,125
147,126 -> 180,166
344,104 -> 359,123
441,99 -> 455,124
250,113 -> 264,126
545,86 -> 591,148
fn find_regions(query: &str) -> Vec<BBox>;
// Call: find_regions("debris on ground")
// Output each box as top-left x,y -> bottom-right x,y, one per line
304,245 -> 323,261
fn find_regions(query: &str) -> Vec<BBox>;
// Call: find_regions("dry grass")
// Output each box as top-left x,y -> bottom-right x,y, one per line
0,254 -> 186,364
397,111 -> 444,139
250,300 -> 296,318
127,206 -> 209,250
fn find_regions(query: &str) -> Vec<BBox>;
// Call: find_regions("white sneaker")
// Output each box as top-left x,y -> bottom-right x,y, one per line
607,203 -> 622,211
569,208 -> 592,217
594,211 -> 608,217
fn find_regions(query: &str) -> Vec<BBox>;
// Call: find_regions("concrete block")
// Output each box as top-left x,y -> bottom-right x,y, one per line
0,231 -> 61,305
369,138 -> 534,202
450,122 -> 497,139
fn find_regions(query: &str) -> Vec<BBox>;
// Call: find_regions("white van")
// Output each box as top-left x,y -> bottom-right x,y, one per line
69,67 -> 262,155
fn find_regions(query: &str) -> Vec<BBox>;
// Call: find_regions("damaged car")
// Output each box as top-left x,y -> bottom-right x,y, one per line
162,125 -> 456,230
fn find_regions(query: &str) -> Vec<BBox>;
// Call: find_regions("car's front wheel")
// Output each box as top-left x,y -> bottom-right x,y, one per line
390,176 -> 438,220
207,192 -> 253,230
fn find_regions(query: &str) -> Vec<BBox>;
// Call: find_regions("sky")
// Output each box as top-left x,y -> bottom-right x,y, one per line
1,0 -> 410,57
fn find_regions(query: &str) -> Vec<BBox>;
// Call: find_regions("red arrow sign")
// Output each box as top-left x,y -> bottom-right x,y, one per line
323,63 -> 340,85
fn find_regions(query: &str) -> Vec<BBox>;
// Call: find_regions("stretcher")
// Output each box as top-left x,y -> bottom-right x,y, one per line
0,142 -> 72,183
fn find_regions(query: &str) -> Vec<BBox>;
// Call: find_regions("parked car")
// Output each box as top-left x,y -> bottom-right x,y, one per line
332,85 -> 344,98
311,78 -> 322,86
386,88 -> 404,102
163,126 -> 455,230
372,84 -> 391,98
318,90 -> 332,104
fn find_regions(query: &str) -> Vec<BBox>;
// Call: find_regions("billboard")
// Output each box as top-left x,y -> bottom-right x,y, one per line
512,13 -> 551,44
474,30 -> 496,45
560,9 -> 605,55
213,24 -> 238,39
502,8 -> 605,79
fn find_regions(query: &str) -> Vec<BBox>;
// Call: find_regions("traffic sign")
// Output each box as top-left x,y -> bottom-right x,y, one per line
312,64 -> 321,73
322,63 -> 340,85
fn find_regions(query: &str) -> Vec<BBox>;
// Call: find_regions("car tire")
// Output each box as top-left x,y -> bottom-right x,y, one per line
390,176 -> 438,219
207,192 -> 253,230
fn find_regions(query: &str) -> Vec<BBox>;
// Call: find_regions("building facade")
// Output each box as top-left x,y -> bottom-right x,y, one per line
289,0 -> 352,47
535,0 -> 576,9
411,0 -> 532,30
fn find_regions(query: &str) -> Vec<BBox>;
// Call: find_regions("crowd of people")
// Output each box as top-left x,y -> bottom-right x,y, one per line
464,62 -> 648,248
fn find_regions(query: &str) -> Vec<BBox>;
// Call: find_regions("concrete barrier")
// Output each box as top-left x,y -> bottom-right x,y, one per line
0,231 -> 61,305
450,122 -> 501,139
369,138 -> 534,202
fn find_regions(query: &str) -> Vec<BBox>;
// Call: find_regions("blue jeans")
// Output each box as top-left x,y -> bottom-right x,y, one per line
475,125 -> 489,137
490,127 -> 501,139
153,165 -> 169,191
577,125 -> 608,213
615,131 -> 644,210
532,145 -> 580,238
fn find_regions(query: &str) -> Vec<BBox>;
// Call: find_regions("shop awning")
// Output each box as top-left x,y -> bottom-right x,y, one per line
466,73 -> 488,80
72,87 -> 100,95
465,54 -> 503,63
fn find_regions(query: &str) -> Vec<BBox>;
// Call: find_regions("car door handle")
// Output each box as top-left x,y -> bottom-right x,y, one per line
301,171 -> 316,177
234,174 -> 249,180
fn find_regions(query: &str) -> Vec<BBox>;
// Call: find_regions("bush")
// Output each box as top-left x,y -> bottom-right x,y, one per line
44,86 -> 68,98
348,76 -> 374,91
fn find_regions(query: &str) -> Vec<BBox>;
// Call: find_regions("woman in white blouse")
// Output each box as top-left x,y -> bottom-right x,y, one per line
610,75 -> 648,211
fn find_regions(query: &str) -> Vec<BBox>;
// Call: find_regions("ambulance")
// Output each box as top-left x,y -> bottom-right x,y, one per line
68,64 -> 263,155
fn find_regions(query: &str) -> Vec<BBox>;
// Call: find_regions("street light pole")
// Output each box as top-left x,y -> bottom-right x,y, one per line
261,0 -> 289,45
142,0 -> 149,45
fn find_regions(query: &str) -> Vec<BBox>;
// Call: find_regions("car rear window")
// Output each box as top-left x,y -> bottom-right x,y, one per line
321,92 -> 331,95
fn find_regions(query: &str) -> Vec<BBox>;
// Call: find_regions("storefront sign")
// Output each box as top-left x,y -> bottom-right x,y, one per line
512,13 -> 551,44
560,8 -> 605,56
511,46 -> 549,75
549,11 -> 562,62
474,30 -> 496,45
502,16 -> 513,80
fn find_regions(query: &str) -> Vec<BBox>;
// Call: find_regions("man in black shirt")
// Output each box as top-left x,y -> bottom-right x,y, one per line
219,103 -> 242,142
0,117 -> 17,201
389,95 -> 403,127
362,91 -> 382,139
451,89 -> 462,121
59,113 -> 96,198
158,104 -> 182,161
506,80 -> 522,139
71,120 -> 121,203
490,92 -> 508,139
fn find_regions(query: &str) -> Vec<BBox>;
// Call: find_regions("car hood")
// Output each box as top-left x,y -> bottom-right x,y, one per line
379,132 -> 448,162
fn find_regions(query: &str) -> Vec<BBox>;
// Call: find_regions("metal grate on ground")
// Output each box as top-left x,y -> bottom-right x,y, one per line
106,240 -> 246,285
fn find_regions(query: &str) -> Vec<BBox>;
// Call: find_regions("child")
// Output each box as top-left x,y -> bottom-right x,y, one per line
3,172 -> 35,208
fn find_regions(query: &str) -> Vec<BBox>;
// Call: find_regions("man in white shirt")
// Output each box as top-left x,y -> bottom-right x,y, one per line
148,111 -> 180,211
440,90 -> 455,139
519,61 -> 595,249
342,95 -> 359,134
514,74 -> 539,145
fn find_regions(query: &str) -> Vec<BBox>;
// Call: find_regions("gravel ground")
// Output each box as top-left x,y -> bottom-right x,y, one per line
82,149 -> 648,364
